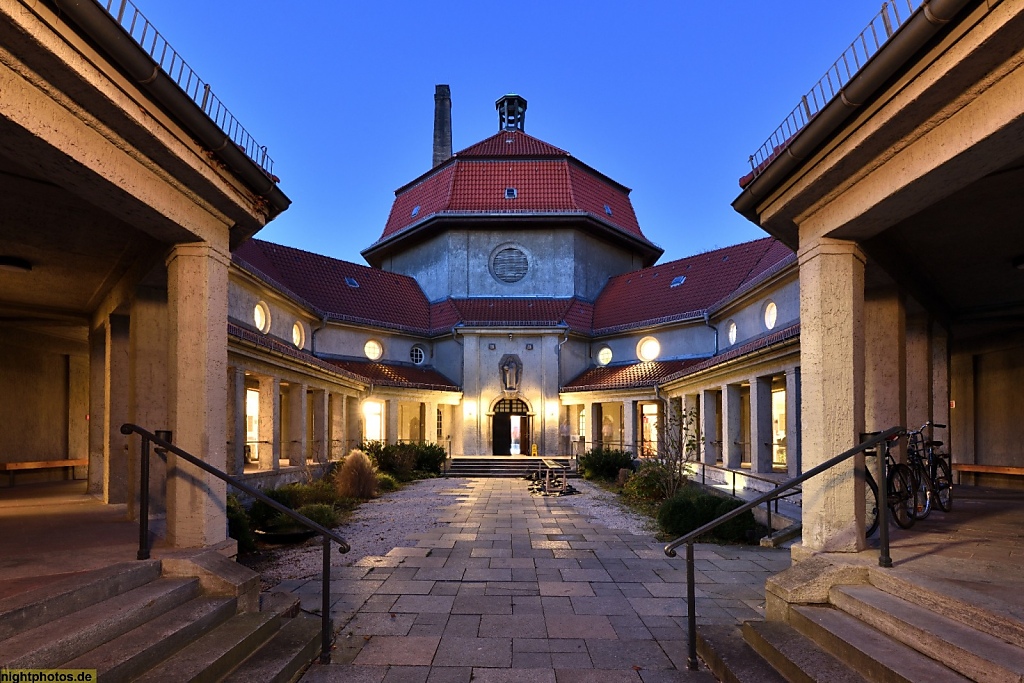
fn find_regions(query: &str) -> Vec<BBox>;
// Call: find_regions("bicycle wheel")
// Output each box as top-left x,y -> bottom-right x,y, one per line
934,458 -> 953,512
888,463 -> 916,529
910,462 -> 932,521
865,471 -> 879,538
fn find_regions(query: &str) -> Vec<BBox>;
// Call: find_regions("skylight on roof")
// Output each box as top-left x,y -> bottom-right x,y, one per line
345,277 -> 359,288
604,204 -> 613,216
411,205 -> 420,217
671,275 -> 686,287
504,187 -> 518,199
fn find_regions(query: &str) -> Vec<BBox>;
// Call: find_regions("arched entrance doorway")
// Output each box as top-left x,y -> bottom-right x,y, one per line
492,398 -> 531,455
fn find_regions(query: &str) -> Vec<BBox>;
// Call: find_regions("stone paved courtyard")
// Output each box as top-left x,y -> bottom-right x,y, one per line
290,478 -> 791,682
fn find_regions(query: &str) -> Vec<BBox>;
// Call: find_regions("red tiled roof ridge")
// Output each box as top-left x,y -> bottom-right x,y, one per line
707,249 -> 797,316
454,130 -> 570,158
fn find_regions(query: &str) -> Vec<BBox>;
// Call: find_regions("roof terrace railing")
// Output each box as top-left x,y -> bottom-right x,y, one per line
746,1 -> 922,180
97,0 -> 276,178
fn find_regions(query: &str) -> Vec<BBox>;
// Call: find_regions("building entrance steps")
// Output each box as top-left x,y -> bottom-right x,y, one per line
292,478 -> 791,682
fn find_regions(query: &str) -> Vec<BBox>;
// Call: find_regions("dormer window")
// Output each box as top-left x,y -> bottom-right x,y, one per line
345,277 -> 359,288
671,275 -> 686,287
504,187 -> 518,199
411,205 -> 420,217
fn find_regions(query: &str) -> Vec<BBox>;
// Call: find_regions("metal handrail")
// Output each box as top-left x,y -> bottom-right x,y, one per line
120,423 -> 348,664
664,425 -> 903,671
96,0 -> 275,177
745,1 -> 920,181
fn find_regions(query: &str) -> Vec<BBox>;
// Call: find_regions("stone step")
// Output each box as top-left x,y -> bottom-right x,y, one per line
789,604 -> 971,683
0,560 -> 162,641
698,623 -> 789,683
743,620 -> 870,683
831,584 -> 1024,683
867,563 -> 1024,650
59,596 -> 237,683
222,615 -> 322,683
0,576 -> 199,669
132,611 -> 279,683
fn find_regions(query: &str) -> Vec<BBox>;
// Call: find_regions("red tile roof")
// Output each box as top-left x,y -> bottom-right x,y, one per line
562,359 -> 703,392
323,359 -> 459,391
371,130 -> 652,252
591,238 -> 795,333
228,323 -> 369,385
234,239 -> 433,334
659,324 -> 800,385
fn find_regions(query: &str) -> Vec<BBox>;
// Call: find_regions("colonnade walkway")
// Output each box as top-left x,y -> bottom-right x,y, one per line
291,478 -> 792,682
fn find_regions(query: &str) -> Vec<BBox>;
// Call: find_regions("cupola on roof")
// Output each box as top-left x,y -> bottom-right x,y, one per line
363,91 -> 662,266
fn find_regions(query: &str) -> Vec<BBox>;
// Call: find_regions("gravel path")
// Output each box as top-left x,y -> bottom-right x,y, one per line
243,476 -> 656,589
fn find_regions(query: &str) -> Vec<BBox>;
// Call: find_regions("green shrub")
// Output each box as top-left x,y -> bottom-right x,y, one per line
372,443 -> 417,481
248,486 -> 304,530
713,497 -> 756,543
377,472 -> 399,493
578,448 -> 634,480
658,494 -> 697,538
295,478 -> 343,507
414,442 -> 447,474
657,488 -> 755,542
337,449 -> 378,499
295,503 -> 340,529
623,462 -> 668,502
227,494 -> 256,553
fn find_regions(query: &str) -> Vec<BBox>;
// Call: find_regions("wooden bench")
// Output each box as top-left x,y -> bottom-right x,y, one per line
951,463 -> 1024,483
0,458 -> 88,485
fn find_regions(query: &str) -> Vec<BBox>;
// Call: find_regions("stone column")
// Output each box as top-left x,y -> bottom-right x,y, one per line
700,389 -> 718,465
311,389 -> 329,463
258,376 -> 280,470
165,242 -> 230,548
930,324 -> 950,429
285,382 -> 308,465
682,394 -> 699,461
722,384 -> 742,468
785,368 -> 802,477
864,287 -> 906,436
330,393 -> 346,459
425,401 -> 438,443
798,237 -> 866,552
88,326 -> 106,496
749,376 -> 773,474
590,402 -> 603,450
386,398 -> 399,445
623,400 -> 637,456
227,368 -> 245,475
905,314 -> 931,430
104,314 -> 131,504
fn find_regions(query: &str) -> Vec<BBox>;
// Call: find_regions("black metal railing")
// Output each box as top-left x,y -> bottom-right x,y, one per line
121,423 -> 349,664
685,460 -> 799,537
663,426 -> 902,671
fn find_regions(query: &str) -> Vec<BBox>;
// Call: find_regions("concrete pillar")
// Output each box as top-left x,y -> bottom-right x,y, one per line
68,355 -> 89,463
700,389 -> 718,465
722,384 -> 742,468
798,237 -> 866,552
590,402 -> 603,450
88,326 -> 105,496
750,376 -> 773,474
285,382 -> 308,465
104,314 -> 131,505
330,393 -> 346,459
950,351 -> 974,466
785,367 -> 802,477
682,394 -> 699,461
258,376 -> 280,470
905,314 -> 931,431
931,324 -> 950,429
227,368 -> 245,475
165,242 -> 230,548
623,400 -> 637,457
425,401 -> 438,443
385,398 -> 399,445
311,389 -> 328,463
864,287 -> 906,435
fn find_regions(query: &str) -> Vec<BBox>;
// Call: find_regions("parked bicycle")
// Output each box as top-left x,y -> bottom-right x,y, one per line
905,421 -> 953,520
863,431 -> 916,536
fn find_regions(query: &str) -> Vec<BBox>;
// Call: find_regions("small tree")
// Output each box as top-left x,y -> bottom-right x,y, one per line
649,399 -> 701,500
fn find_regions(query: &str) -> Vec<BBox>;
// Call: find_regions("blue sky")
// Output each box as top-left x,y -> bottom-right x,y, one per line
141,1 -> 896,266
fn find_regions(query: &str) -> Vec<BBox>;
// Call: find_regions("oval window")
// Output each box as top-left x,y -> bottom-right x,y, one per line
764,301 -> 778,330
637,336 -> 660,362
254,301 -> 271,334
597,346 -> 613,366
726,321 -> 738,346
364,339 -> 383,361
292,321 -> 305,348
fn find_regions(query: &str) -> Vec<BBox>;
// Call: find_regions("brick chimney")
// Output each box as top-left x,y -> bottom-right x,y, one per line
433,85 -> 452,167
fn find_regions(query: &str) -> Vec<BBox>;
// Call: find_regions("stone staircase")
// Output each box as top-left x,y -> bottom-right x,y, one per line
0,553 -> 321,682
447,456 -> 576,478
699,554 -> 1024,682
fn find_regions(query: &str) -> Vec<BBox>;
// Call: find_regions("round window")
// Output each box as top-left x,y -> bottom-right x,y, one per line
364,339 -> 383,361
410,345 -> 425,365
254,301 -> 271,334
597,346 -> 613,366
764,301 -> 778,330
491,246 -> 529,283
637,336 -> 660,362
726,321 -> 738,346
292,321 -> 305,348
